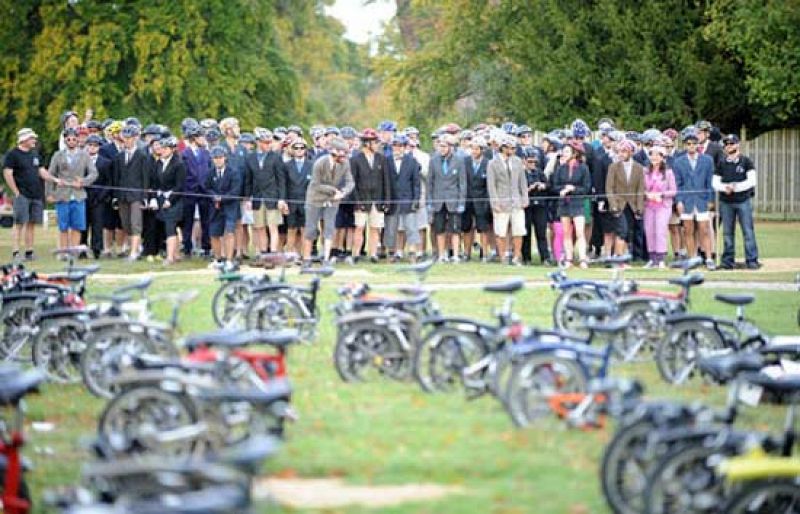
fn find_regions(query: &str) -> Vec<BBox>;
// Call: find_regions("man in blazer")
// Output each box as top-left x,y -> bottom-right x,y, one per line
48,127 -> 98,251
84,134 -> 112,258
427,134 -> 467,263
180,126 -> 211,258
673,131 -> 715,269
245,128 -> 286,254
487,136 -> 529,266
606,139 -> 646,259
112,124 -> 150,261
206,146 -> 242,266
282,139 -> 313,255
350,128 -> 391,262
383,135 -> 421,262
463,138 -> 494,261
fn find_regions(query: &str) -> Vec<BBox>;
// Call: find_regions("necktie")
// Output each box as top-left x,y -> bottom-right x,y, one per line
506,159 -> 512,178
125,151 -> 130,165
296,160 -> 302,174
442,159 -> 449,176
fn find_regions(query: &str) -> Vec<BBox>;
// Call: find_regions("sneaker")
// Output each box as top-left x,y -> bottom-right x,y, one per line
345,256 -> 355,266
746,261 -> 762,270
643,260 -> 656,269
24,250 -> 36,261
706,259 -> 716,271
451,255 -> 460,264
437,255 -> 448,264
658,261 -> 666,269
579,260 -> 589,269
511,258 -> 522,267
369,255 -> 379,264
126,254 -> 140,263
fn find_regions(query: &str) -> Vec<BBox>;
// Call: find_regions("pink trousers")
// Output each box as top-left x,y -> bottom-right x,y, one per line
550,221 -> 564,261
644,206 -> 671,254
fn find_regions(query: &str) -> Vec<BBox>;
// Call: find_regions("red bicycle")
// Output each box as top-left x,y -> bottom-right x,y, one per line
0,365 -> 44,514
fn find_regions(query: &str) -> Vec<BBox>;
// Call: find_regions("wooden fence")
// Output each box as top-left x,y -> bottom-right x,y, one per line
740,128 -> 800,219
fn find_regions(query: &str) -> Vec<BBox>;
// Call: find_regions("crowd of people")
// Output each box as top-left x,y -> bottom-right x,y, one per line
2,112 -> 761,270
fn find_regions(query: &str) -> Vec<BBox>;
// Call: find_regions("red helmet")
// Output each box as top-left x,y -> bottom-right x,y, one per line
444,123 -> 461,134
359,128 -> 378,140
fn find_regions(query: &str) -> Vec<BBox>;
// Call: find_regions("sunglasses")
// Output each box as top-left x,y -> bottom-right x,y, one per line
65,137 -> 78,141
724,142 -> 737,146
292,145 -> 306,150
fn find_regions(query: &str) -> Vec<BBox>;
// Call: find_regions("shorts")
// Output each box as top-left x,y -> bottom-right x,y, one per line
462,204 -> 492,233
415,205 -> 429,230
103,202 -> 122,230
209,202 -> 238,237
304,204 -> 337,240
432,207 -> 461,234
252,205 -> 283,228
335,203 -> 355,229
285,203 -> 305,229
55,200 -> 86,231
354,205 -> 385,229
118,200 -> 143,236
598,211 -> 617,234
12,195 -> 43,225
240,202 -> 254,225
493,208 -> 526,237
680,208 -> 711,222
669,211 -> 681,225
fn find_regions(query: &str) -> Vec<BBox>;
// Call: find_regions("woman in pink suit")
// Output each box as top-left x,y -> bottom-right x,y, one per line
643,144 -> 676,268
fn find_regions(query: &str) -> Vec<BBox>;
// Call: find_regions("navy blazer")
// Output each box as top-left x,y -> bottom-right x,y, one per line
673,153 -> 714,213
87,154 -> 112,207
112,147 -> 150,202
281,158 -> 313,203
386,153 -> 420,215
204,165 -> 241,207
181,146 -> 211,195
244,151 -> 285,209
465,155 -> 491,213
151,155 -> 187,203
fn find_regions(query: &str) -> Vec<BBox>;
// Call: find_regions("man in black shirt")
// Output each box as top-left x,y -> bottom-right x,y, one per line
2,128 -> 56,260
712,134 -> 760,269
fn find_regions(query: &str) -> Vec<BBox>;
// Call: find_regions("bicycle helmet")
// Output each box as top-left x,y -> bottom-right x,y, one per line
378,120 -> 397,132
571,118 -> 590,138
341,126 -> 357,139
501,122 -> 517,134
515,124 -> 532,136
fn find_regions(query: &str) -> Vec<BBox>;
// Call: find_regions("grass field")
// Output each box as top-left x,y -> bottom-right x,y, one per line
3,222 -> 799,513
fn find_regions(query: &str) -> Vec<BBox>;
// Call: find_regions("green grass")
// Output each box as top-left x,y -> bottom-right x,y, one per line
19,274 -> 800,513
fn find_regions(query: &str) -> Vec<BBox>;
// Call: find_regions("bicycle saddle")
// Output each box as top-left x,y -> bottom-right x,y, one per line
357,293 -> 430,309
398,285 -> 430,296
483,278 -> 525,294
667,272 -> 705,288
300,266 -> 335,277
565,300 -> 615,318
581,317 -> 629,335
401,259 -> 435,275
124,484 -> 250,514
600,254 -> 632,265
185,329 -> 300,350
0,365 -> 44,405
764,336 -> 800,352
670,256 -> 704,271
698,353 -> 765,383
46,270 -> 94,283
114,277 -> 153,295
131,355 -> 217,374
714,293 -> 755,306
741,371 -> 800,395
67,264 -> 101,274
197,381 -> 292,406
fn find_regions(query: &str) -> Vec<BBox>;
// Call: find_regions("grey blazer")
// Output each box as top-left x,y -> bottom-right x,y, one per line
487,155 -> 529,212
427,152 -> 466,213
306,155 -> 355,207
47,149 -> 98,202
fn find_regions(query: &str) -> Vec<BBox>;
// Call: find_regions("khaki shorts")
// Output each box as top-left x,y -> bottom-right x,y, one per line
252,205 -> 283,228
680,208 -> 711,222
493,208 -> 526,237
118,200 -> 143,236
354,205 -> 384,229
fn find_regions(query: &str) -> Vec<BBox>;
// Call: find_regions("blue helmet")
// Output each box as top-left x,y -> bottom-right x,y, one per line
570,118 -> 590,138
391,134 -> 409,146
239,133 -> 256,145
625,131 -> 641,142
287,125 -> 303,136
515,124 -> 532,136
325,126 -> 341,137
340,126 -> 357,139
501,122 -> 517,134
641,128 -> 663,144
681,126 -> 698,142
378,120 -> 397,132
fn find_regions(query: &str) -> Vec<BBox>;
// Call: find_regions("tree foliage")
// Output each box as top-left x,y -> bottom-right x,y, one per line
378,0 -> 793,135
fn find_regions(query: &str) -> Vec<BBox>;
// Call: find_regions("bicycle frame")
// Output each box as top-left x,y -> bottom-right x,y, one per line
0,404 -> 28,514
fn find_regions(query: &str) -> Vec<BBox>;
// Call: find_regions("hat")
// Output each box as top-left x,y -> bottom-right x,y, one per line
608,130 -> 626,142
403,126 -> 420,136
681,129 -> 699,143
239,133 -> 255,145
459,129 -> 474,140
571,119 -> 590,138
359,128 -> 378,140
106,121 -> 124,136
85,120 -> 103,130
204,128 -> 221,141
597,117 -> 616,131
329,137 -> 348,152
121,125 -> 140,138
722,133 -> 740,145
287,125 -> 304,136
500,135 -> 517,148
616,140 -> 636,153
443,123 -> 462,134
625,131 -> 641,143
378,120 -> 397,132
340,126 -> 357,139
85,134 -> 104,146
391,134 -> 409,146
160,136 -> 179,148
441,134 -> 458,146
200,118 -> 218,130
63,127 -> 79,138
515,124 -> 532,136
181,117 -> 199,135
696,120 -> 713,131
16,128 -> 38,143
124,117 -> 141,128
184,125 -> 203,138
60,110 -> 78,126
291,139 -> 308,148
219,117 -> 240,131
663,128 -> 679,141
210,146 -> 226,158
143,124 -> 161,136
254,127 -> 272,141
469,136 -> 488,148
325,126 -> 340,137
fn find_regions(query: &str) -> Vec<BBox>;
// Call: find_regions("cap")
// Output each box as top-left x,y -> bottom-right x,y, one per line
254,127 -> 272,141
340,126 -> 357,139
722,133 -> 740,145
62,127 -> 79,138
85,134 -> 104,146
325,126 -> 340,137
391,134 -> 409,146
378,120 -> 397,132
17,128 -> 38,143
359,128 -> 379,140
239,133 -> 256,145
329,137 -> 348,152
160,136 -> 179,148
121,125 -> 140,138
210,146 -> 226,158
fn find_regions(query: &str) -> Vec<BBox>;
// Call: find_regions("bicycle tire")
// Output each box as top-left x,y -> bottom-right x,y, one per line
552,286 -> 603,335
600,417 -> 659,514
244,290 -> 316,342
98,385 -> 201,458
720,479 -> 800,514
504,353 -> 588,428
211,280 -> 252,328
656,320 -> 725,384
0,298 -> 38,362
31,316 -> 85,383
413,325 -> 488,394
334,321 -> 410,382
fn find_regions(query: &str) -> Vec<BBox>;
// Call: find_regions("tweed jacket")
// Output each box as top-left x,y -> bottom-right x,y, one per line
306,155 -> 355,208
606,160 -> 645,214
486,155 -> 529,213
47,148 -> 98,202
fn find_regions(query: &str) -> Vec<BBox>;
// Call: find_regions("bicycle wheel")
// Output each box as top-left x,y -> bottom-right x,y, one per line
0,298 -> 38,362
413,326 -> 488,393
504,353 -> 588,428
211,280 -> 252,328
80,326 -> 160,399
245,291 -> 316,342
98,385 -> 200,457
334,321 -> 410,382
600,418 -> 660,514
615,300 -> 666,362
656,321 -> 725,384
32,316 -> 86,383
721,480 -> 800,514
645,442 -> 732,514
552,287 -> 602,335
